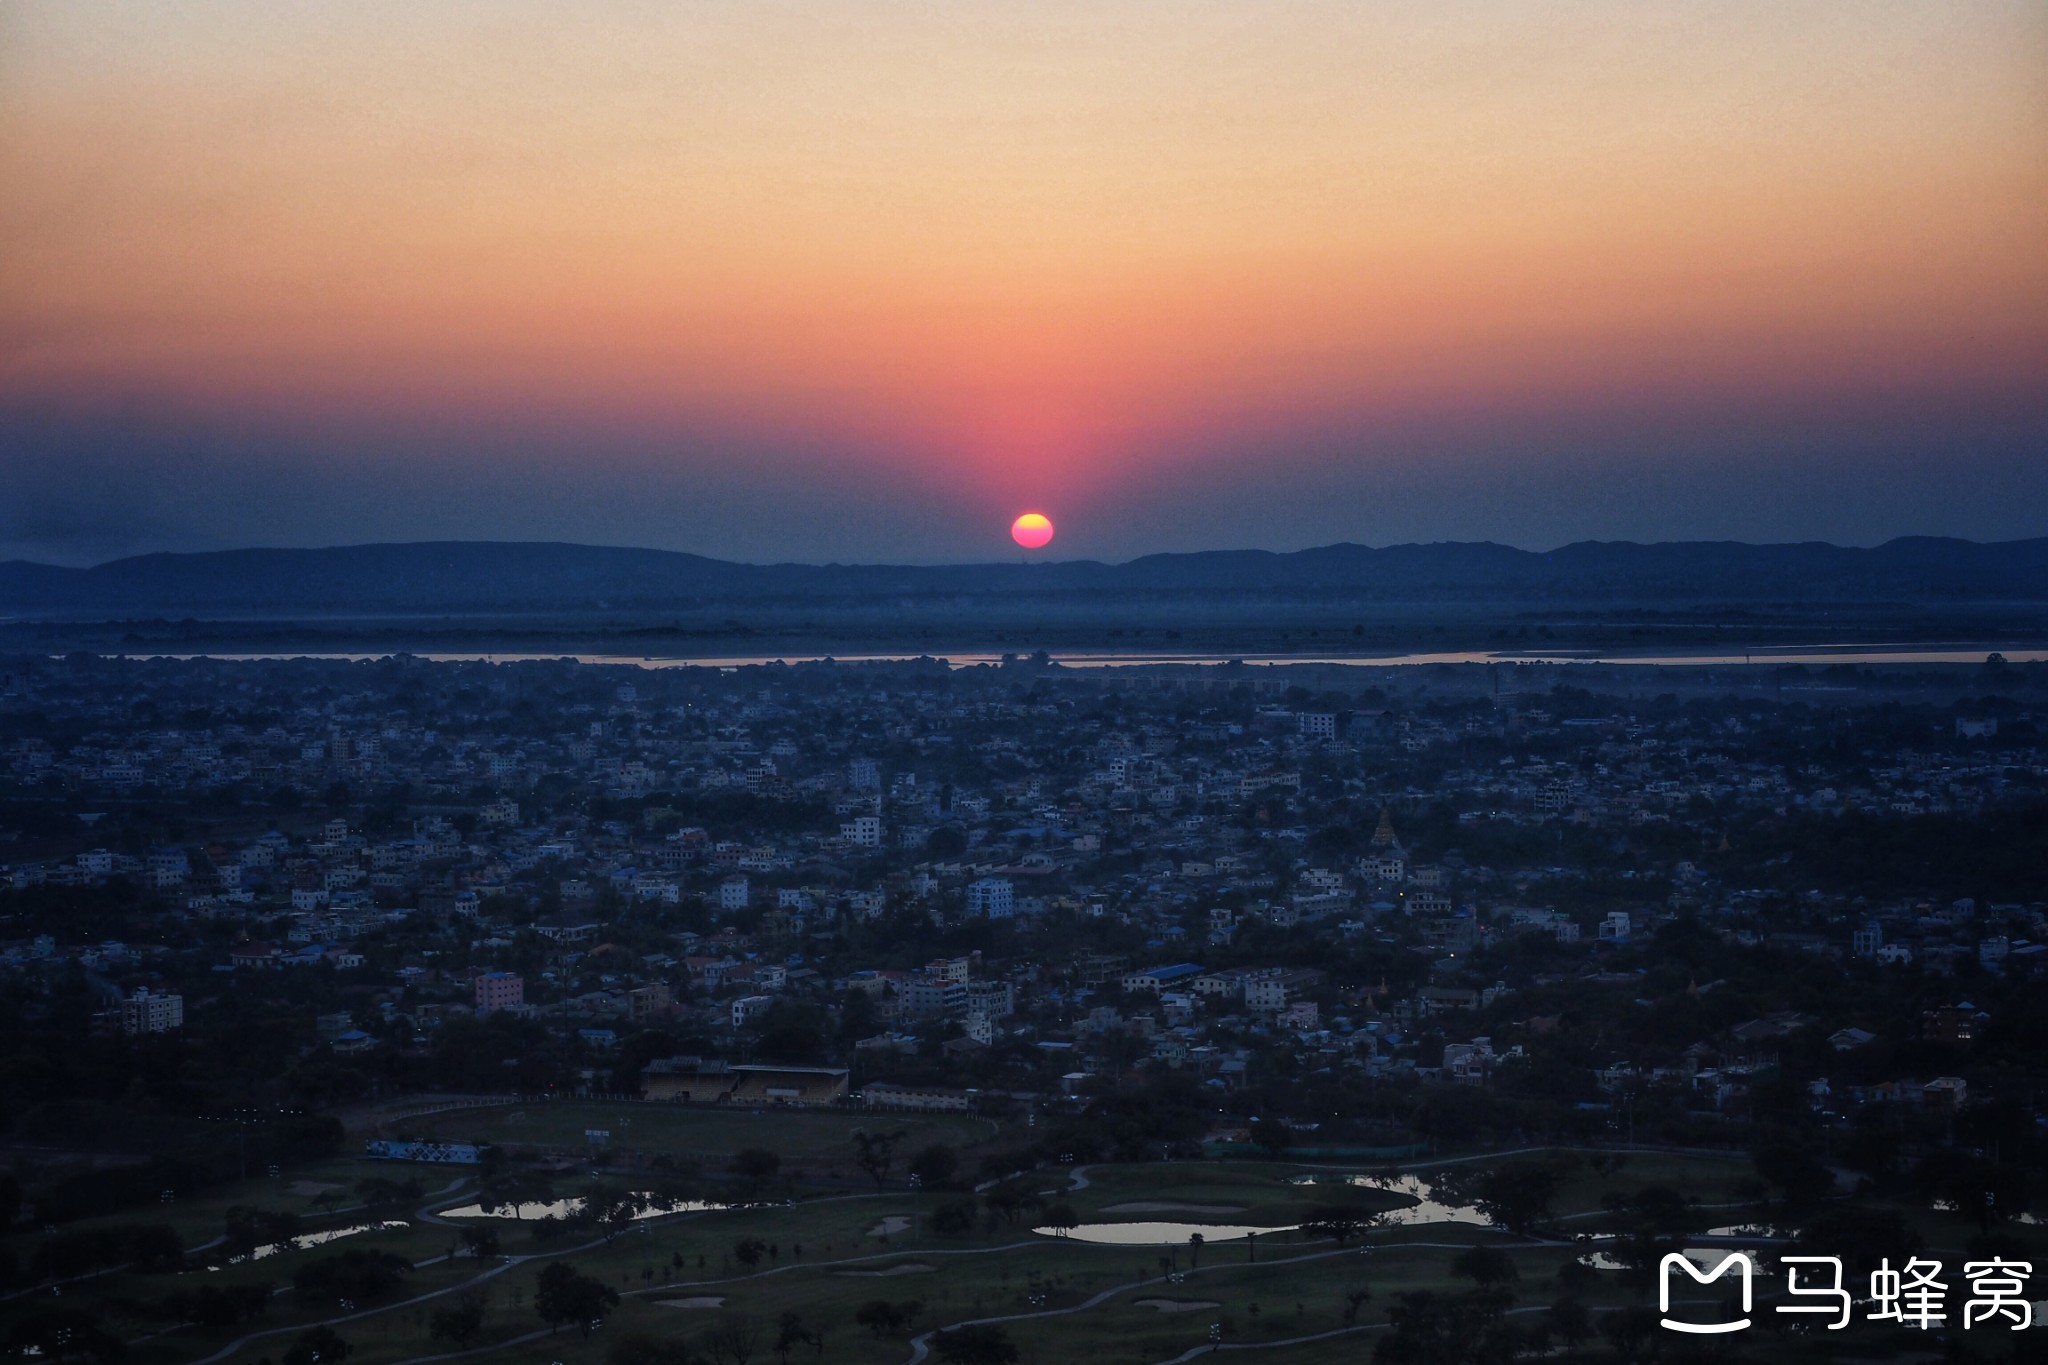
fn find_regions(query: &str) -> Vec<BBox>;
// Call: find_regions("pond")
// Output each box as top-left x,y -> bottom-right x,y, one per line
212,1220 -> 411,1267
1286,1173 -> 1494,1227
438,1194 -> 725,1221
1033,1220 -> 1296,1245
1581,1247 -> 1775,1274
1034,1171 -> 1497,1244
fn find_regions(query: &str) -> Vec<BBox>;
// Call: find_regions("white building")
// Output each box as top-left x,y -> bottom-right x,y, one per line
475,971 -> 524,1015
719,876 -> 751,912
840,815 -> 883,848
122,989 -> 184,1034
1296,712 -> 1340,741
962,979 -> 1015,1018
965,877 -> 1014,918
1245,968 -> 1323,1011
147,848 -> 189,887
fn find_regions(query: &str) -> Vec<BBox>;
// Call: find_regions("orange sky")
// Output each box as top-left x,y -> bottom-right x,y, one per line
2,2 -> 2045,561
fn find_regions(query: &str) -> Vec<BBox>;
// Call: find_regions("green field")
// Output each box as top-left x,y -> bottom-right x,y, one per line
392,1100 -> 999,1171
8,1128 -> 2040,1365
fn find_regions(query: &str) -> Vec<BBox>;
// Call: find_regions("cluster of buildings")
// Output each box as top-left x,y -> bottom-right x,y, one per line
0,653 -> 2041,1139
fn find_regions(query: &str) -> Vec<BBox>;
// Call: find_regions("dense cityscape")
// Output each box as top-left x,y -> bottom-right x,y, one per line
2,651 -> 2043,1362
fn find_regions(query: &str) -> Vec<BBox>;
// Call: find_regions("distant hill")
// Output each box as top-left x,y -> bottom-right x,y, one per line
2,537 -> 2045,616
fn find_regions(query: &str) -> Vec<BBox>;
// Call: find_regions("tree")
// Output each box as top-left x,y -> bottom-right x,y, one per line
353,1176 -> 421,1213
1249,1117 -> 1291,1159
160,1283 -> 272,1332
1601,1305 -> 1659,1363
1554,1257 -> 1598,1297
428,1289 -> 489,1350
1752,1143 -> 1830,1217
732,1238 -> 768,1272
1299,1204 -> 1380,1246
1548,1297 -> 1592,1350
6,1310 -> 129,1363
773,1311 -> 816,1364
931,1323 -> 1020,1365
983,1176 -> 1041,1227
1790,1205 -> 1923,1280
610,1334 -> 698,1365
1373,1291 -> 1454,1365
931,1197 -> 979,1237
282,1326 -> 350,1365
1187,1231 -> 1204,1266
1375,1287 -> 1520,1365
852,1129 -> 907,1190
1449,1245 -> 1519,1290
223,1207 -> 303,1260
1342,1285 -> 1372,1326
752,1003 -> 829,1064
730,1148 -> 782,1193
1619,1184 -> 1697,1236
291,1250 -> 414,1306
535,1260 -> 619,1337
855,1300 -> 900,1336
699,1313 -> 763,1365
854,1299 -> 922,1337
1471,1164 -> 1560,1234
583,1185 -> 649,1243
480,1170 -> 554,1219
909,1143 -> 959,1187
125,1223 -> 185,1273
460,1226 -> 500,1259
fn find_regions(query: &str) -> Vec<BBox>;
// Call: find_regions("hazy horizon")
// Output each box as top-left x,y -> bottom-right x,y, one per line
11,526 -> 2048,574
4,2 -> 2045,564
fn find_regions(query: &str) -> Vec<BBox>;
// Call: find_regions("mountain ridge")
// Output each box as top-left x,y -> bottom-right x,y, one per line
2,536 -> 2045,615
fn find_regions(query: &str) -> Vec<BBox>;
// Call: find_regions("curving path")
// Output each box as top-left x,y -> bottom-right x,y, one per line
1140,1299 -> 1723,1364
179,1185 -> 911,1364
900,1238 -> 1548,1364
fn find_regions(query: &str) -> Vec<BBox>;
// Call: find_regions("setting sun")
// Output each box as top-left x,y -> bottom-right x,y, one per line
1010,512 -> 1055,550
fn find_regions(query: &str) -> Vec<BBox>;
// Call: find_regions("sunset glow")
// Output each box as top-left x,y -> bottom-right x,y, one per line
1,2 -> 2044,563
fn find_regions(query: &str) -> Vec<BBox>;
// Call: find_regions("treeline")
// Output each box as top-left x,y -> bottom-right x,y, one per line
1733,801 -> 2048,900
0,1113 -> 342,1230
3,1222 -> 184,1288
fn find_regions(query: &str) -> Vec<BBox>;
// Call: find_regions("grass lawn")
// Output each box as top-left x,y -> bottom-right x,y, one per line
6,1154 -> 474,1284
394,1100 -> 999,1168
16,1145 -> 2040,1365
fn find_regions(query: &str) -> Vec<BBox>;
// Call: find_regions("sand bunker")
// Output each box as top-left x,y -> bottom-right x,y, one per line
866,1216 -> 912,1237
837,1263 -> 935,1277
1099,1202 -> 1246,1215
1134,1299 -> 1222,1313
657,1297 -> 726,1309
